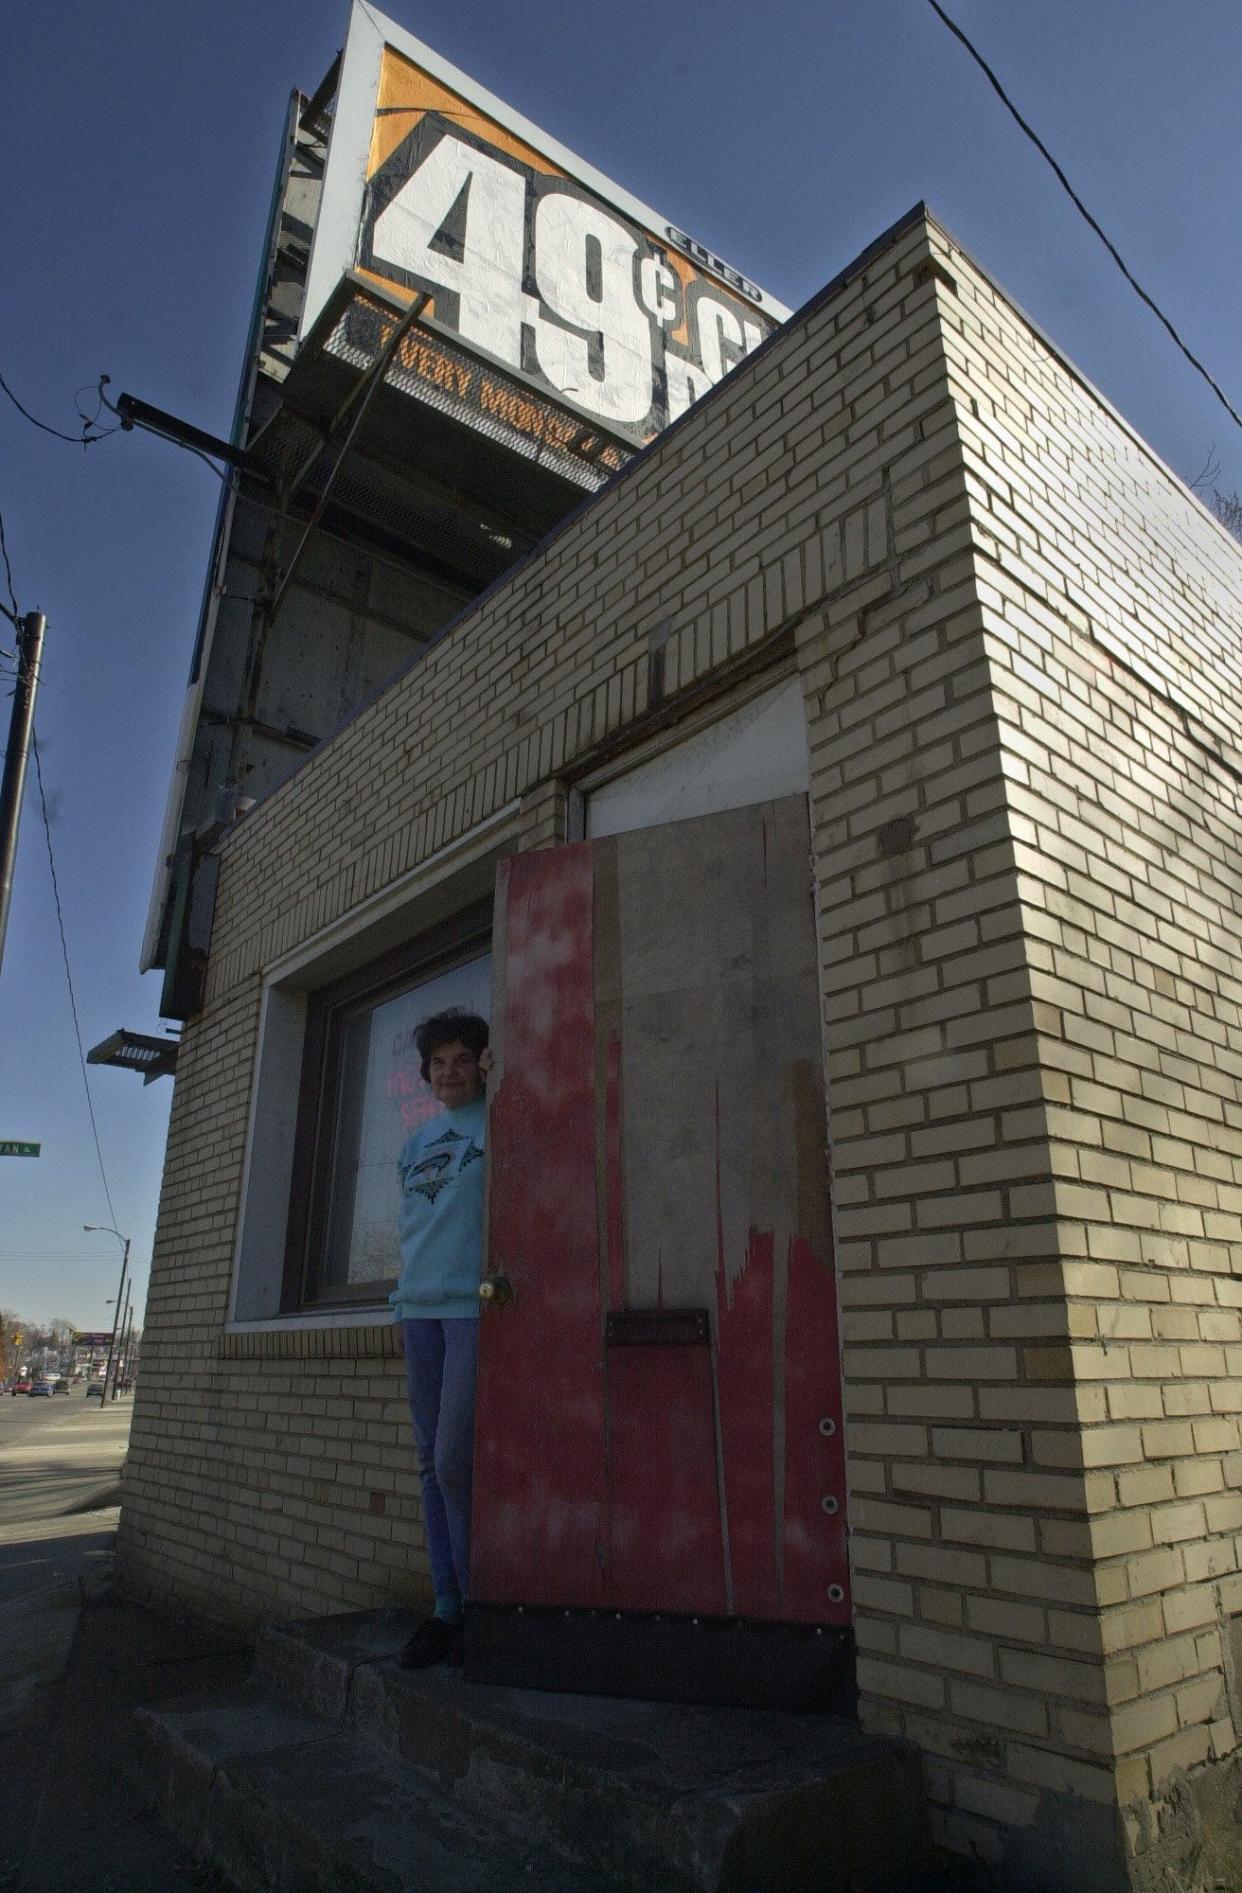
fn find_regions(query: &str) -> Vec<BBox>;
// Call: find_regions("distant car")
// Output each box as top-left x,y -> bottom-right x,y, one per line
85,1382 -> 105,1399
28,1381 -> 53,1397
13,1379 -> 32,1396
53,1378 -> 71,1394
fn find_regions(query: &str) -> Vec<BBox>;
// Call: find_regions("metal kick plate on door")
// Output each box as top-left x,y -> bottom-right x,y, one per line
605,1309 -> 710,1347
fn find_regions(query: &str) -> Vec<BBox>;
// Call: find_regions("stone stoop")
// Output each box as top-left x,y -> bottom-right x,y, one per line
133,1608 -> 930,1893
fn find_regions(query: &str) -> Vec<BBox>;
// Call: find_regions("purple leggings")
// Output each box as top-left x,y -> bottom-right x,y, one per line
401,1317 -> 479,1601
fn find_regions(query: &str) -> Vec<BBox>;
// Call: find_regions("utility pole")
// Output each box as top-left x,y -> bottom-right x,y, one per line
111,1280 -> 131,1400
85,1226 -> 130,1407
0,611 -> 47,979
118,1304 -> 134,1395
108,1274 -> 130,1401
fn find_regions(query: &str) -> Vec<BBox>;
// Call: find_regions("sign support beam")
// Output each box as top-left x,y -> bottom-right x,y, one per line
265,292 -> 430,623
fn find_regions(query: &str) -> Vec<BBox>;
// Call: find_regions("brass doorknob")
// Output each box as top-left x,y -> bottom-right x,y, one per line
479,1274 -> 514,1306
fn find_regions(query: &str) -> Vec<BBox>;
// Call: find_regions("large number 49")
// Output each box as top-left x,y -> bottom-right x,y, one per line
371,131 -> 655,429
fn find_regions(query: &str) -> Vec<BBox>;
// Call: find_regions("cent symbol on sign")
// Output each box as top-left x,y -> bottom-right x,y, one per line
362,117 -> 774,444
370,127 -> 654,428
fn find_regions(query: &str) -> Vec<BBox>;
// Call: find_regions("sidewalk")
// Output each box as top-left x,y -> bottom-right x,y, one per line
0,1396 -> 144,1892
5,1591 -> 250,1893
0,1405 -> 980,1892
0,1399 -> 132,1717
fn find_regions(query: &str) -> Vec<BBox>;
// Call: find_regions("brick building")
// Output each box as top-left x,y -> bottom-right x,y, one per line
119,199 -> 1242,1890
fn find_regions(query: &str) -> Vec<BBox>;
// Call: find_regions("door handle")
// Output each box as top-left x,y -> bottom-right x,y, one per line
479,1274 -> 514,1307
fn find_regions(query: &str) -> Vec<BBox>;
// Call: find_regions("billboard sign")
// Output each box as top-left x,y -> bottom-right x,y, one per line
304,5 -> 790,452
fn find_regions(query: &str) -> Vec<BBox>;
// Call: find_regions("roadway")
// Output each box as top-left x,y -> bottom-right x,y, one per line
0,1388 -> 132,1605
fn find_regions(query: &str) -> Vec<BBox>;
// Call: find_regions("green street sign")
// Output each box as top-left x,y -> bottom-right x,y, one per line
0,1141 -> 40,1157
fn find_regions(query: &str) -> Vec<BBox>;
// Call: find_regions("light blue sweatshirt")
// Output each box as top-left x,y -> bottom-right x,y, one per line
389,1096 -> 486,1321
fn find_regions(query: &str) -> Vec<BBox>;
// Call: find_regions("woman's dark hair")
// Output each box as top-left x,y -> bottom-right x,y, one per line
414,1007 -> 489,1083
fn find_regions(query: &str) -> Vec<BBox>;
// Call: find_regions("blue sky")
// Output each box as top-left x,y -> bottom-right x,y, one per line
1,0 -> 1239,1327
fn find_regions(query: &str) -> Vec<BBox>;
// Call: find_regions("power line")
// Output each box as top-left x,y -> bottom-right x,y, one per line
30,728 -> 121,1234
0,510 -> 18,631
0,1249 -> 130,1258
0,367 -> 116,446
0,468 -> 120,1234
924,0 -> 1242,435
0,511 -> 17,624
74,379 -> 118,438
94,380 -> 229,483
183,444 -> 228,484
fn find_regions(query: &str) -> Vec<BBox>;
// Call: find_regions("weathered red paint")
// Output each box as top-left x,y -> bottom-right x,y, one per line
471,846 -> 608,1607
713,1226 -> 779,1620
478,806 -> 852,1636
605,1034 -> 625,1314
605,1344 -> 726,1615
782,1235 -> 851,1625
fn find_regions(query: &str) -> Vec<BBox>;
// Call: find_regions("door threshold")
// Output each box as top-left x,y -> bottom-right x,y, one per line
466,1603 -> 855,1713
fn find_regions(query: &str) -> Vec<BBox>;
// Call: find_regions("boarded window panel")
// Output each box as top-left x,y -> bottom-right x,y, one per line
475,797 -> 848,1630
585,678 -> 808,839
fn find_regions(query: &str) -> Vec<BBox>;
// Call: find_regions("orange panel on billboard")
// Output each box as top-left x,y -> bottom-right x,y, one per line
307,6 -> 789,455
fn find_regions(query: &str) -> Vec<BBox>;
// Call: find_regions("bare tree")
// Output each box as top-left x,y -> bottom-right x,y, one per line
1191,448 -> 1242,543
1212,489 -> 1242,540
45,1317 -> 76,1355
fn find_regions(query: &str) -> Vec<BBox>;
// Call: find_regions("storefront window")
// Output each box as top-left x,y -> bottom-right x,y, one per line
284,906 -> 490,1308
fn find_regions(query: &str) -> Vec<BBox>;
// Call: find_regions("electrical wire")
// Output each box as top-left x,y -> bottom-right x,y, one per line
30,727 -> 121,1235
0,367 -> 116,446
0,508 -> 18,629
0,428 -> 120,1232
0,1249 -> 119,1257
74,380 -> 119,439
184,445 -> 229,484
924,0 -> 1242,434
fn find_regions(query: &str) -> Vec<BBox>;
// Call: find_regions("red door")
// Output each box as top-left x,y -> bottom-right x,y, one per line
471,796 -> 850,1636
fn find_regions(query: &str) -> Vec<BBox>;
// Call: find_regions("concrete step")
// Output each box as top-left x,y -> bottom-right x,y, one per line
252,1611 -> 927,1892
134,1682 -> 626,1892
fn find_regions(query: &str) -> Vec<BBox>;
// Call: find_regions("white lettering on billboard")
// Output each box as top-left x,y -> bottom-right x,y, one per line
531,193 -> 651,426
363,118 -> 779,443
371,135 -> 526,369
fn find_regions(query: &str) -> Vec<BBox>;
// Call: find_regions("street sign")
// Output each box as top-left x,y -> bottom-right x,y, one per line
0,1141 -> 40,1157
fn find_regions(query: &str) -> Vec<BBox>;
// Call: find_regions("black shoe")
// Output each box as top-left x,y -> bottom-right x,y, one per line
399,1617 -> 464,1669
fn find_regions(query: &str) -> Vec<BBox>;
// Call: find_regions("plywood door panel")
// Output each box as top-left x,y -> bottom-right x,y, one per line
604,1342 -> 726,1615
471,845 -> 608,1606
474,796 -> 850,1626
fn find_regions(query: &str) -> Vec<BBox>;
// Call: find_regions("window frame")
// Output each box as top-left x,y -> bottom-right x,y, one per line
281,897 -> 493,1313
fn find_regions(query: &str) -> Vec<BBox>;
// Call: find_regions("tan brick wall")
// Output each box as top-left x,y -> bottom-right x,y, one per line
120,208 -> 965,1633
937,232 -> 1242,1871
813,219 -> 1242,1872
794,248 -> 1106,1858
119,203 -> 1242,1884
